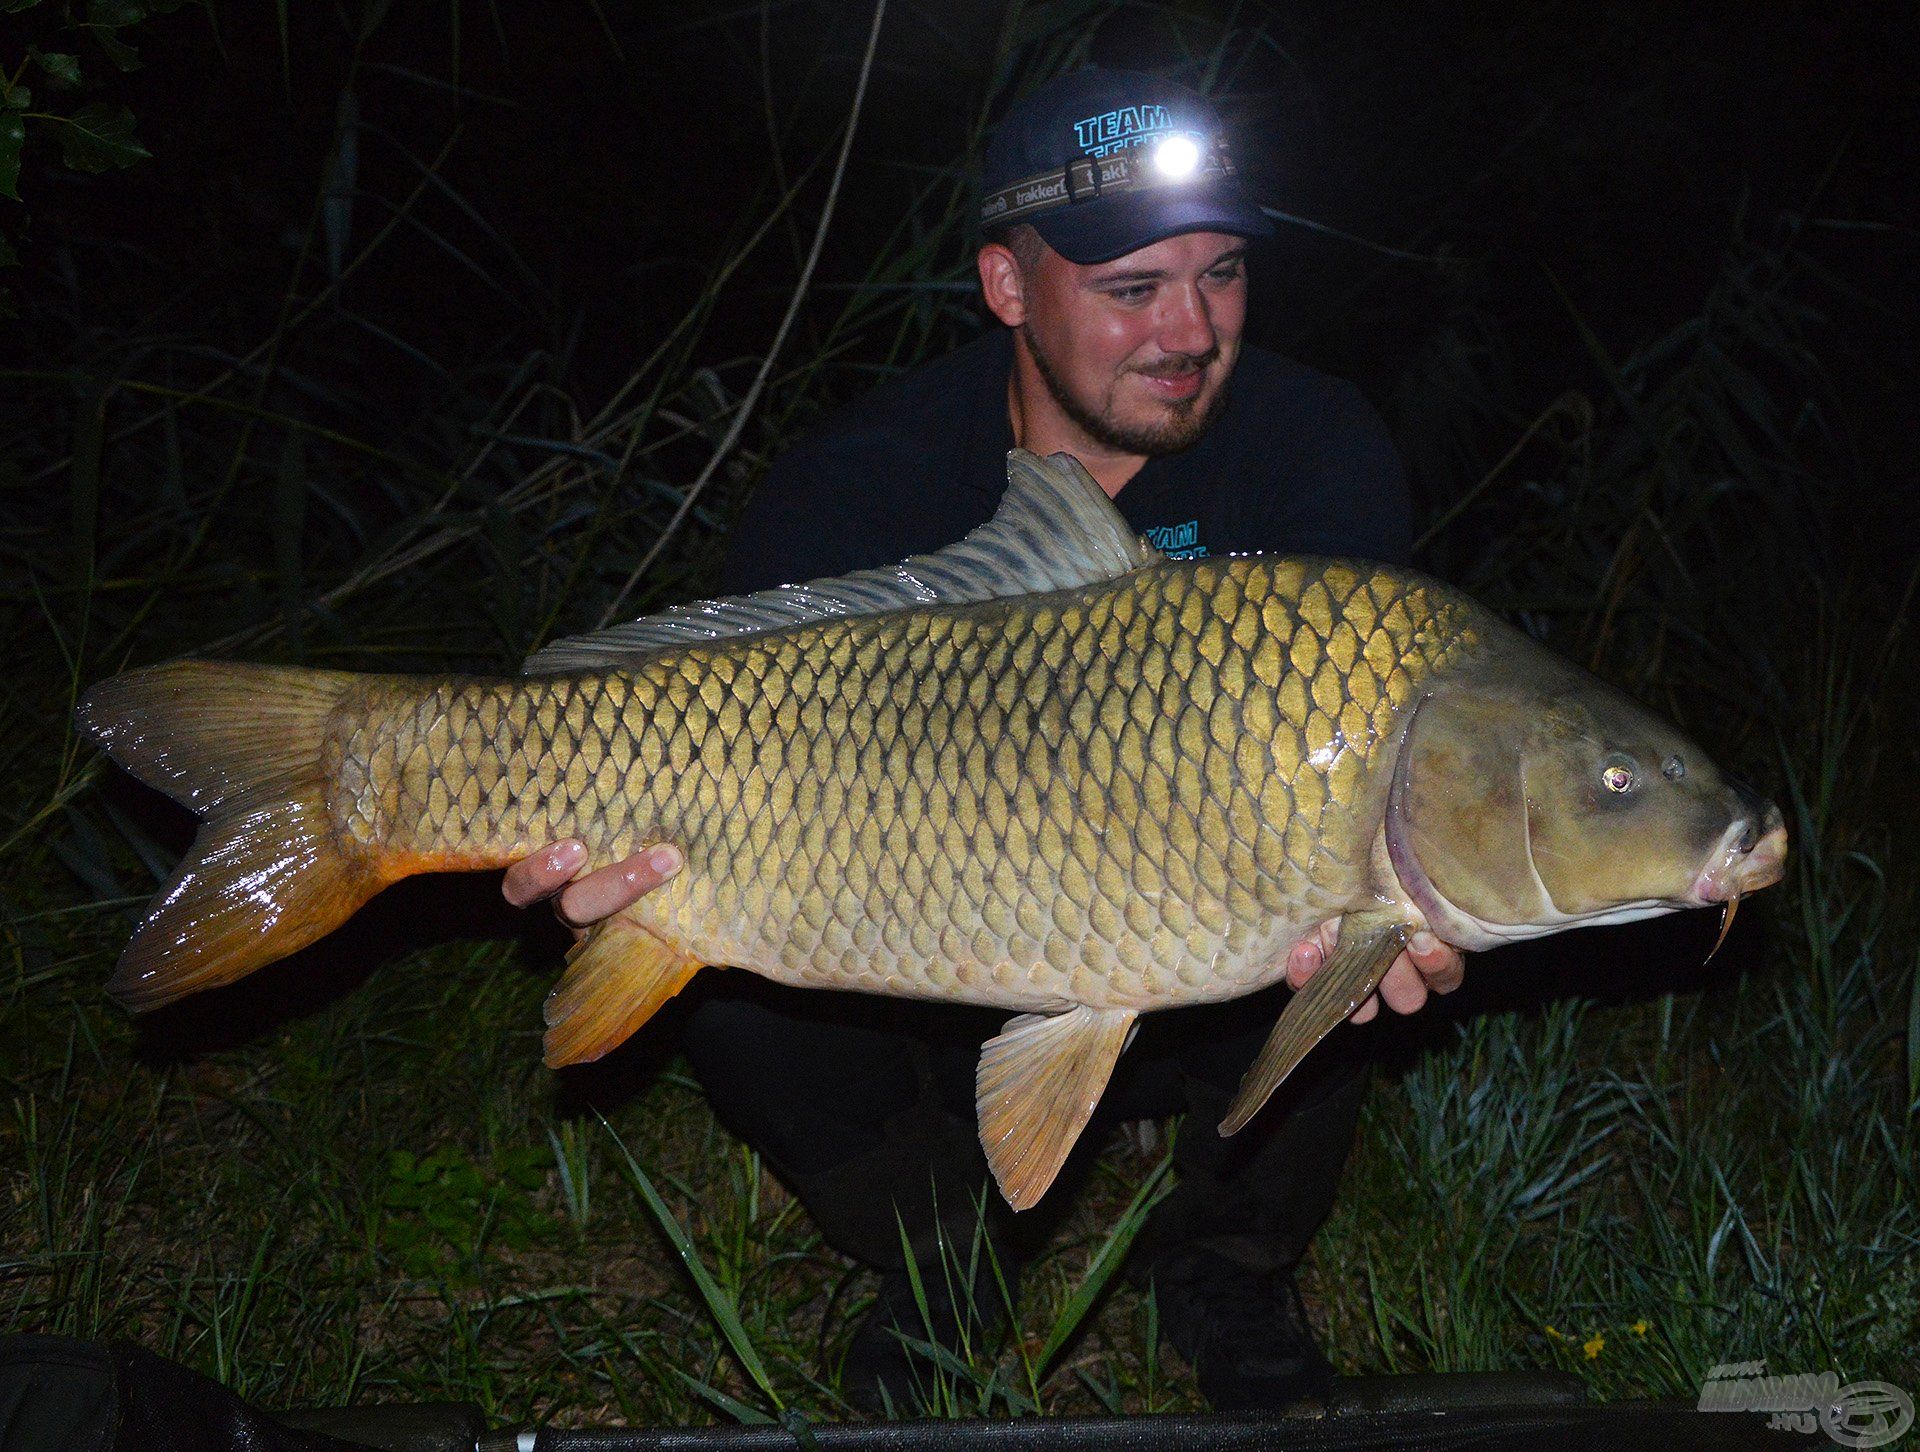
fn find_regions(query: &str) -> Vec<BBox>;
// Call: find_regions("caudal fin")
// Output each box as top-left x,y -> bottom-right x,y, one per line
76,660 -> 384,1011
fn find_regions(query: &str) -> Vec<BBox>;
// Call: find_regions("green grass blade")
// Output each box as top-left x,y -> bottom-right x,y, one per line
69,383 -> 102,591
601,1113 -> 783,1413
1907,947 -> 1920,1115
1033,1143 -> 1175,1381
274,428 -> 307,655
673,1368 -> 777,1425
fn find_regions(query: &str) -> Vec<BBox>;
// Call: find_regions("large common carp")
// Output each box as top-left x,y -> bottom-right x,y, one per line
78,451 -> 1786,1210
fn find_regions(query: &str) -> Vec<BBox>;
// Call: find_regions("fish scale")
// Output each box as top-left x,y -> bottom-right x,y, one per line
332,556 -> 1475,1014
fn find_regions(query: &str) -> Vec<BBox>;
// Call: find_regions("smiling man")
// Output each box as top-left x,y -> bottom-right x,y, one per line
505,68 -> 1464,1411
999,226 -> 1246,482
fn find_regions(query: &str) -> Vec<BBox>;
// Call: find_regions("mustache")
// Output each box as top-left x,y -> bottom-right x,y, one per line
1132,348 -> 1220,380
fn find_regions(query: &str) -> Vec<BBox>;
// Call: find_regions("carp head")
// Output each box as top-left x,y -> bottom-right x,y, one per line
1384,655 -> 1787,952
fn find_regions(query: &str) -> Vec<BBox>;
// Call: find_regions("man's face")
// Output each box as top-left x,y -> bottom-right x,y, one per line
1016,230 -> 1248,455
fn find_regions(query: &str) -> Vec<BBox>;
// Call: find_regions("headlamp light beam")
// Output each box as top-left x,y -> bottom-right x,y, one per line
1152,134 -> 1202,180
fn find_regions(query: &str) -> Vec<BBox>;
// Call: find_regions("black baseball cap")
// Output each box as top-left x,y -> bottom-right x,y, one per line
979,68 -> 1273,264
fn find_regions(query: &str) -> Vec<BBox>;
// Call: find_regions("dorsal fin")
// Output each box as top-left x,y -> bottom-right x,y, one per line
524,449 -> 1162,674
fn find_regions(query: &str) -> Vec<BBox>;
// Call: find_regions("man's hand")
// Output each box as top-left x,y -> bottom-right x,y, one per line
501,839 -> 682,935
1285,920 -> 1464,1022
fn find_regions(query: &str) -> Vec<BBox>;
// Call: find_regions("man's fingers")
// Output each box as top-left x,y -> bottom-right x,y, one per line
1284,937 -> 1321,990
1351,995 -> 1381,1024
501,839 -> 587,908
1283,920 -> 1342,989
502,841 -> 685,933
1378,956 -> 1430,1015
1407,930 -> 1466,994
554,846 -> 683,930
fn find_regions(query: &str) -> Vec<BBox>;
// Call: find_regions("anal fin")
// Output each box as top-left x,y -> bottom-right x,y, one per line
1219,912 -> 1410,1136
976,1005 -> 1137,1212
543,914 -> 703,1068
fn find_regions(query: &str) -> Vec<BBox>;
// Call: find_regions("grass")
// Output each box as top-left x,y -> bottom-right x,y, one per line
0,946 -> 1192,1421
2,1 -> 1916,1432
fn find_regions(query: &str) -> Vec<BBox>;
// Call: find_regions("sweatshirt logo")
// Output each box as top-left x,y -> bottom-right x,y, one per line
1144,519 -> 1206,559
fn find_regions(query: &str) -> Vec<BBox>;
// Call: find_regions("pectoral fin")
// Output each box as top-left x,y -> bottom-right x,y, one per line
976,1005 -> 1137,1212
1219,913 -> 1410,1136
543,915 -> 703,1068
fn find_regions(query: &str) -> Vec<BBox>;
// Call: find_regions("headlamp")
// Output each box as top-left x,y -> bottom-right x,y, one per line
1152,134 -> 1201,179
979,129 -> 1233,230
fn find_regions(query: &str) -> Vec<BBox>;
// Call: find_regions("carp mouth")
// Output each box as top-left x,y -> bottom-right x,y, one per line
1688,801 -> 1789,906
1687,801 -> 1788,960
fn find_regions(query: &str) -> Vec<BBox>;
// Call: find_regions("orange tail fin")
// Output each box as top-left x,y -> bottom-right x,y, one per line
76,660 -> 384,1011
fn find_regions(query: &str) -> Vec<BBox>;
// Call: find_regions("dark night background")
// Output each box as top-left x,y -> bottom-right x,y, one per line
6,2 -> 1915,572
2,0 -> 1917,1428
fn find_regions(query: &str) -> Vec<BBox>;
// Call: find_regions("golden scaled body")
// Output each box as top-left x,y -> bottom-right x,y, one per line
338,558 -> 1478,1015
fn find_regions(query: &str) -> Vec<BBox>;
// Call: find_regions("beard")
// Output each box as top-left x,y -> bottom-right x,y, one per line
1022,323 -> 1231,456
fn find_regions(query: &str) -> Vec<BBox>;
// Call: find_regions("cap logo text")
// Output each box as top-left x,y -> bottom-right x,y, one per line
1073,104 -> 1175,158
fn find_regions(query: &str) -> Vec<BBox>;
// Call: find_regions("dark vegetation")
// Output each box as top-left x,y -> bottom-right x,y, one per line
2,0 -> 1915,1426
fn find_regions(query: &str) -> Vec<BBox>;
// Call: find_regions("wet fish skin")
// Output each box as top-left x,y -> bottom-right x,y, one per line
320,556 -> 1474,1015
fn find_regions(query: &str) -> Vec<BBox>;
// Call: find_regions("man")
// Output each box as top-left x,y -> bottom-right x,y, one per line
505,69 -> 1465,1410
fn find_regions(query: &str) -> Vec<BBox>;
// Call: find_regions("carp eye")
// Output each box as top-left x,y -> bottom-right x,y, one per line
1662,755 -> 1686,781
1601,759 -> 1637,794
